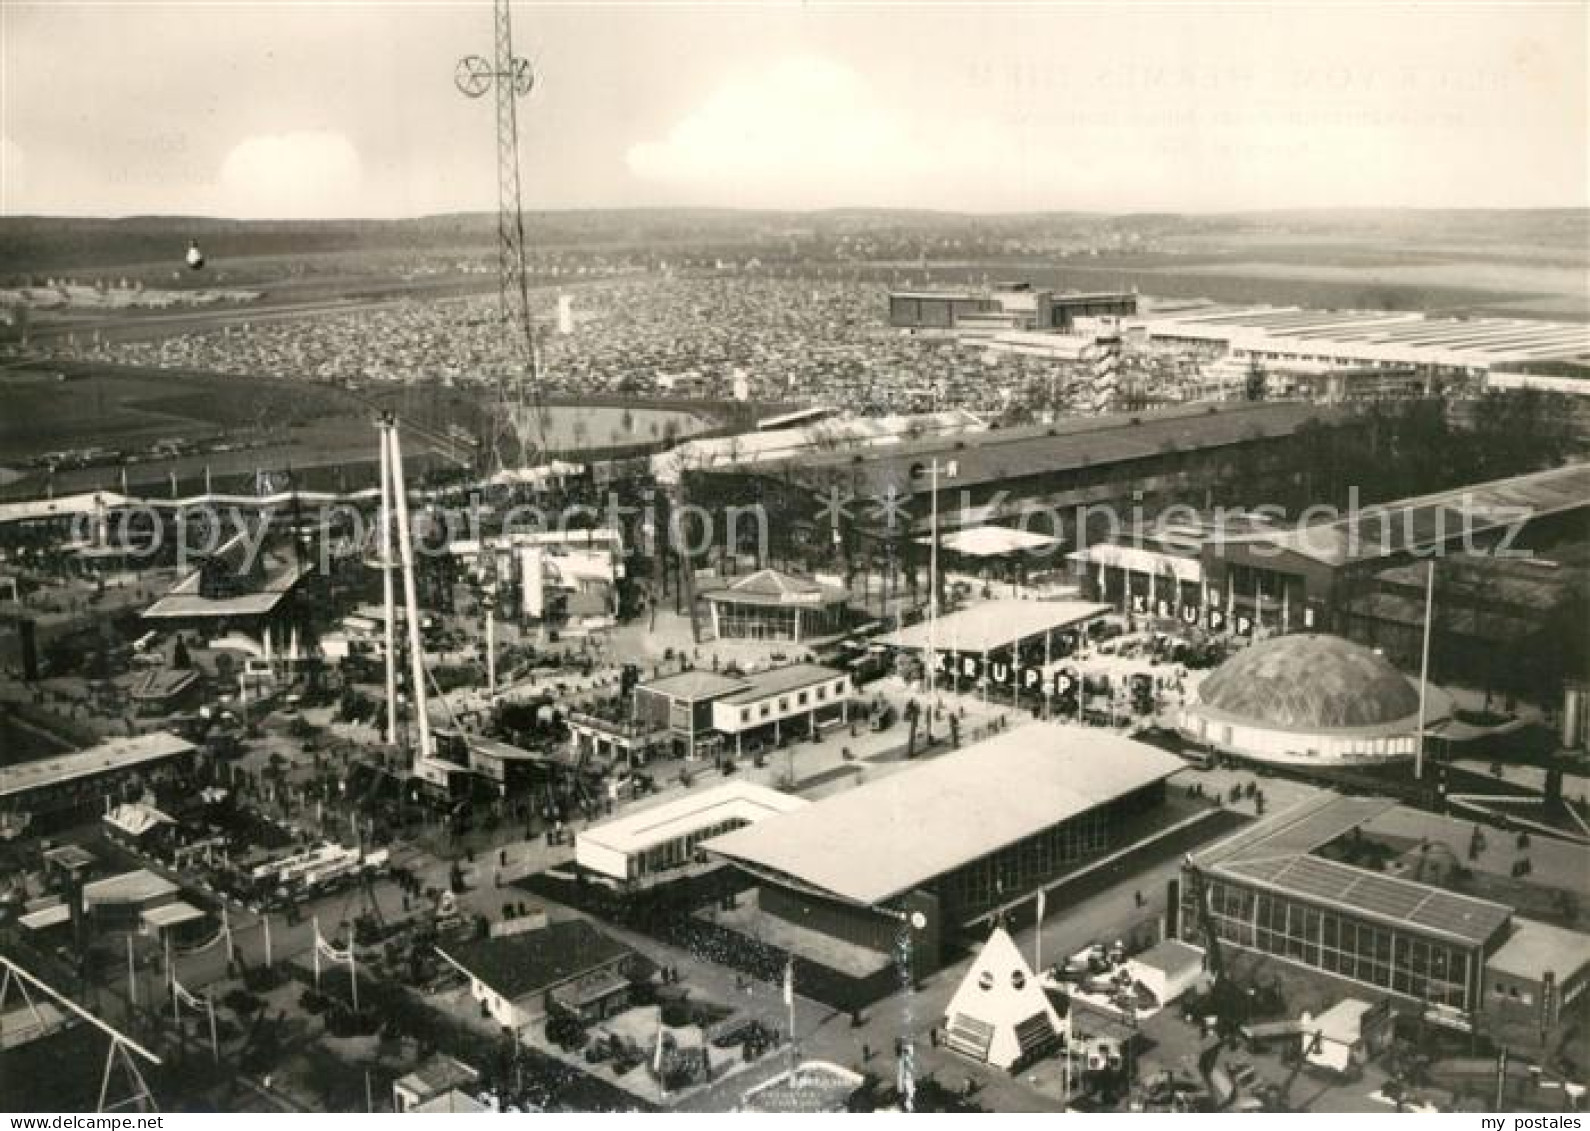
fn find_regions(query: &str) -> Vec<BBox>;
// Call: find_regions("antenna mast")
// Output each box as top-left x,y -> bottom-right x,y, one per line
456,0 -> 547,471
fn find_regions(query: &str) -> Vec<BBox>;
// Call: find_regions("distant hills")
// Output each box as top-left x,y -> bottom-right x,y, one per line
1,207 -> 1583,276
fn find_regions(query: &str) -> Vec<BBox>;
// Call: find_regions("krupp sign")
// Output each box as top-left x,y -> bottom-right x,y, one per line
1121,594 -> 1317,634
930,651 -> 1080,696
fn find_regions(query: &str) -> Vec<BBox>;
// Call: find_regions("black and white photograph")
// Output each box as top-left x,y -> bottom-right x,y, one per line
0,0 -> 1587,1117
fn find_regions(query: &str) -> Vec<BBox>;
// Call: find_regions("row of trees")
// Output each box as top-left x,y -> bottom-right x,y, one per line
1254,391 -> 1578,515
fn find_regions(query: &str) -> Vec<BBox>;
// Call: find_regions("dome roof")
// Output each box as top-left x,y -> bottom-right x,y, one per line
1196,634 -> 1422,731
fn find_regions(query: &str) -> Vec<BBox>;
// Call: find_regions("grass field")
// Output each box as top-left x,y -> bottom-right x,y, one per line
360,385 -> 714,452
0,363 -> 368,462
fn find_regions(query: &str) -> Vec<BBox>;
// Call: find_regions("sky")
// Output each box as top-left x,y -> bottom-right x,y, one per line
1,1 -> 1586,218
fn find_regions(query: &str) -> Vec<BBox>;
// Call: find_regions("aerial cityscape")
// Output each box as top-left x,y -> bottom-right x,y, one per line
1,0 -> 1587,1118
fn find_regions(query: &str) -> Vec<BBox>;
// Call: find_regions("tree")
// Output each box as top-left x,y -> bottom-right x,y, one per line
1243,356 -> 1268,402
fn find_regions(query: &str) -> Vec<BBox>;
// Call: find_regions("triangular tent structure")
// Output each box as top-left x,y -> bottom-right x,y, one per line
942,926 -> 1065,1070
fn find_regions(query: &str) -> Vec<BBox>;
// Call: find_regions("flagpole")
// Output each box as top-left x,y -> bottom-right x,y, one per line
1043,630 -> 1052,721
1415,559 -> 1435,782
1034,888 -> 1046,972
784,957 -> 797,1075
927,460 -> 939,702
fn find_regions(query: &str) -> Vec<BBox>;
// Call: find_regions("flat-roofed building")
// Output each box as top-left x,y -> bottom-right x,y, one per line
141,531 -> 309,635
706,724 -> 1183,972
393,1054 -> 481,1114
628,662 -> 853,763
82,868 -> 181,932
436,919 -> 639,1032
1201,461 -> 1590,638
632,669 -> 753,762
710,663 -> 853,757
0,731 -> 195,835
1141,304 -> 1590,381
889,286 -> 1137,334
686,402 -> 1356,582
1183,794 -> 1519,1024
1484,918 -> 1590,1036
575,781 -> 807,885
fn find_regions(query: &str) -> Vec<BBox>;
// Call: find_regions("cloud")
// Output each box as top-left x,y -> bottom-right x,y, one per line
627,56 -> 960,208
215,130 -> 364,219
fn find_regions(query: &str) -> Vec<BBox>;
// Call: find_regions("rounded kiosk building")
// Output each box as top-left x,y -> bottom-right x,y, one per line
1179,634 -> 1449,767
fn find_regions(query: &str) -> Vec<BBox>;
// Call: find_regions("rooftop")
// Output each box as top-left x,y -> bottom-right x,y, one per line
464,735 -> 564,765
396,1054 -> 480,1101
751,402 -> 1345,498
82,868 -> 179,906
739,1062 -> 866,1114
1131,937 -> 1207,975
705,724 -> 1183,906
0,490 -> 135,527
18,904 -> 71,931
577,781 -> 807,859
1221,461 -> 1590,568
881,599 -> 1110,655
701,568 -> 849,609
637,669 -> 750,702
437,919 -> 634,1004
918,524 -> 1063,558
1194,793 -> 1398,866
129,667 -> 199,701
142,555 -> 310,620
1313,998 -> 1380,1042
1220,853 -> 1510,947
1487,918 -> 1590,982
1143,305 -> 1590,365
104,801 -> 175,838
1194,635 -> 1430,733
411,1091 -> 489,1114
140,901 -> 205,930
41,844 -> 96,871
0,731 -> 195,801
1193,794 -> 1513,949
721,663 -> 849,706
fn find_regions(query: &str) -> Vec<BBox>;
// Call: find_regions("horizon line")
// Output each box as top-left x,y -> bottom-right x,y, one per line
3,203 -> 1589,225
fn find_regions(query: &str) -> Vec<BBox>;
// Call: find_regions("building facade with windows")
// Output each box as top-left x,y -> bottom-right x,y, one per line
1182,795 -> 1517,1021
702,569 -> 851,644
709,663 -> 853,756
575,781 -> 807,885
626,663 -> 853,763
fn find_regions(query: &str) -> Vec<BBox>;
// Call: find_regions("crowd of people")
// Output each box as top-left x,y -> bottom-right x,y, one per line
53,273 -> 1196,423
